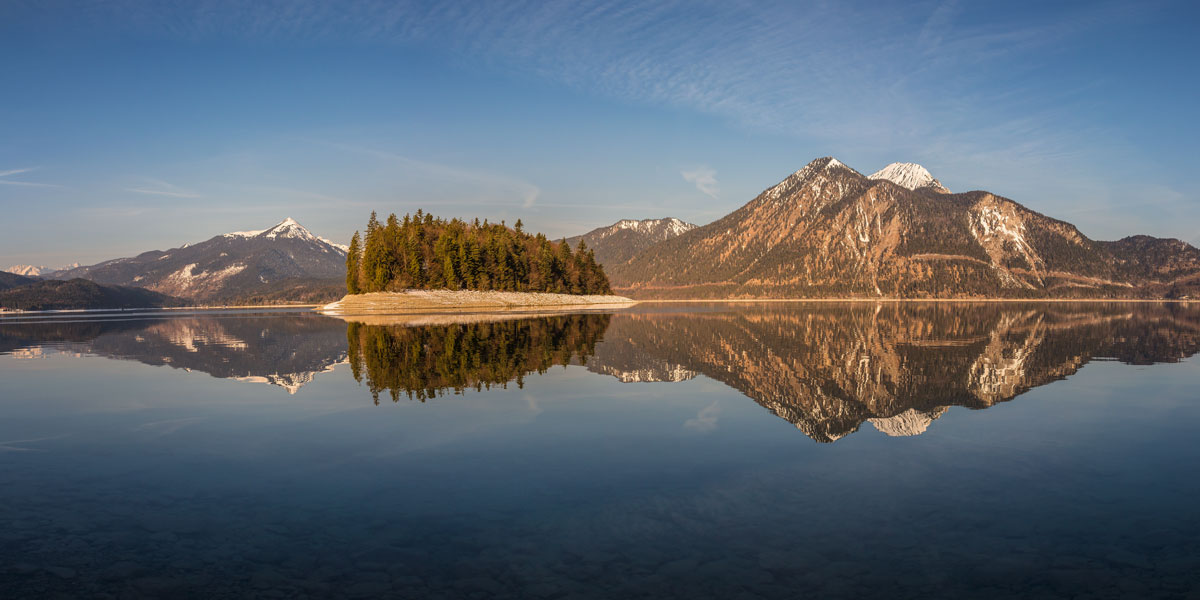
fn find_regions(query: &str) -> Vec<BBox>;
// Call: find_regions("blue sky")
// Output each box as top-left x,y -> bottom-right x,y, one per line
2,0 -> 1198,267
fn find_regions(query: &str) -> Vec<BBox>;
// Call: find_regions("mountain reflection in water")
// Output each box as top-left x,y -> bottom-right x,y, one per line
3,303 -> 1198,442
343,303 -> 1200,441
0,312 -> 348,394
588,303 -> 1200,441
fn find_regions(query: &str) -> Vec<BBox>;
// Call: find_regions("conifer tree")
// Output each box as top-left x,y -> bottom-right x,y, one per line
346,231 -> 362,294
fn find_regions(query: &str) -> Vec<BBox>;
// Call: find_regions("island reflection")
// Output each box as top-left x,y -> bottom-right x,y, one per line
347,313 -> 611,403
4,303 -> 1198,442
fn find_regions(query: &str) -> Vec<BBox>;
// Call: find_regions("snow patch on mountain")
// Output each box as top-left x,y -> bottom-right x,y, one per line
869,162 -> 950,193
6,263 -> 81,277
607,218 -> 695,239
223,229 -> 265,239
221,218 -> 347,254
162,262 -> 248,292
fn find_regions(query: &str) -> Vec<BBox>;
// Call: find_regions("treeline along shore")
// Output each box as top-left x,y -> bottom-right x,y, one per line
344,210 -> 613,296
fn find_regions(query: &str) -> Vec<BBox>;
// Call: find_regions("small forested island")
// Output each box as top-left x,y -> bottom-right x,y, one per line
329,210 -> 633,313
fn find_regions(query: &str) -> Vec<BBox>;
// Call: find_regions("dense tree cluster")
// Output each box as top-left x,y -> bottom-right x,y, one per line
345,210 -> 611,295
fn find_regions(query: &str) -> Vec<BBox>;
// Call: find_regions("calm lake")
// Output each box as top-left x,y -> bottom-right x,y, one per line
2,302 -> 1199,599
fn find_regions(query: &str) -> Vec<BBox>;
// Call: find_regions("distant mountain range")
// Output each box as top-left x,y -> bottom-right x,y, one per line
6,157 -> 1200,306
565,217 -> 696,267
4,263 -> 81,277
49,218 -> 348,304
601,157 -> 1200,299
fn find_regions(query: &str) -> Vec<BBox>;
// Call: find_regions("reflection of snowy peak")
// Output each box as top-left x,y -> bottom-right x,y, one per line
592,363 -> 698,383
0,314 -> 349,395
868,407 -> 948,437
52,218 -> 348,302
232,360 -> 347,394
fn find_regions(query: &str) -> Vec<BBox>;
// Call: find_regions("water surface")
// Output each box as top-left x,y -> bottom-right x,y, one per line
2,303 -> 1198,599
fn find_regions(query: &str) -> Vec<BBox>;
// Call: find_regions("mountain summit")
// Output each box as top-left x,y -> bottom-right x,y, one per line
869,162 -> 950,194
54,218 -> 348,302
566,217 -> 697,267
609,156 -> 1200,299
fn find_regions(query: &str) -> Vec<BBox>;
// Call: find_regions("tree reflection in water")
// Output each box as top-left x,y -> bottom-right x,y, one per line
346,313 -> 612,403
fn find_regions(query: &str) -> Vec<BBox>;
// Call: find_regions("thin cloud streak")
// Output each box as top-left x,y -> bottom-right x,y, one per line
325,141 -> 541,209
681,167 -> 719,199
125,188 -> 202,198
0,180 -> 63,188
0,166 -> 62,188
66,0 -> 1151,173
125,179 -> 202,199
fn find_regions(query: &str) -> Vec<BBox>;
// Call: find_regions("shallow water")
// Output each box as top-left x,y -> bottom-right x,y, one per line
2,303 -> 1199,599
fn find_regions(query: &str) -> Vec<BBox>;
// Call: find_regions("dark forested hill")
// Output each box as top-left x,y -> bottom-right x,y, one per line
346,210 -> 611,295
609,157 -> 1200,299
0,271 -> 38,291
0,279 -> 188,311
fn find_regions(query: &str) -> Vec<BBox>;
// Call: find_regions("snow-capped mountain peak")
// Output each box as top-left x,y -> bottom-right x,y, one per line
610,217 -> 695,238
869,162 -> 950,194
5,263 -> 81,277
221,218 -> 348,253
262,217 -> 313,240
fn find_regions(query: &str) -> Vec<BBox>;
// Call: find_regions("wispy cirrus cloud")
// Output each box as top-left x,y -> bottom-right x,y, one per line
125,179 -> 202,199
26,1 -> 1157,169
0,167 -> 62,188
681,167 -> 719,200
61,0 -> 1150,173
326,141 -> 541,209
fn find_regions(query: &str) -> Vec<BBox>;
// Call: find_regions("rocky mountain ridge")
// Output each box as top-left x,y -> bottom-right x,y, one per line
51,218 -> 348,303
609,157 -> 1200,299
566,217 -> 697,268
4,263 -> 81,277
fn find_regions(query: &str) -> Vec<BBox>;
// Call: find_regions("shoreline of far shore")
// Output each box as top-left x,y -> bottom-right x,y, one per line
5,296 -> 1194,317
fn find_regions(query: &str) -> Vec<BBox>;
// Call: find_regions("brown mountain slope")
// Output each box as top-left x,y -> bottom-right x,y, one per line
609,157 -> 1200,299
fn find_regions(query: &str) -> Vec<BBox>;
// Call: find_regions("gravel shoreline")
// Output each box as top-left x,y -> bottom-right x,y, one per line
320,290 -> 636,315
